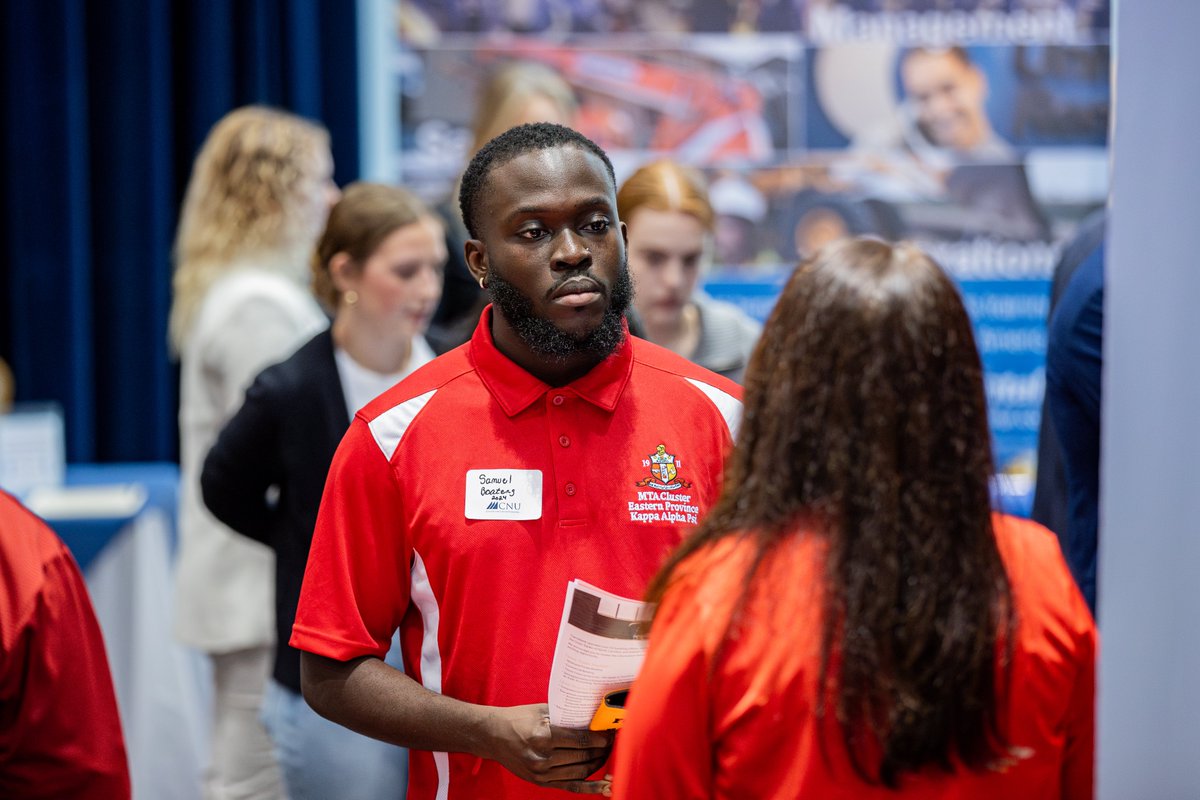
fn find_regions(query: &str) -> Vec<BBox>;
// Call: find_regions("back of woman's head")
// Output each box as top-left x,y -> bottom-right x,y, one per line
616,160 -> 714,231
657,236 -> 1013,786
733,237 -> 994,527
311,182 -> 432,311
170,106 -> 331,350
471,61 -> 578,156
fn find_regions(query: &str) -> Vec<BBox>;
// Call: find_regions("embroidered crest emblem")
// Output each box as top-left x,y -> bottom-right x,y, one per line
635,444 -> 691,491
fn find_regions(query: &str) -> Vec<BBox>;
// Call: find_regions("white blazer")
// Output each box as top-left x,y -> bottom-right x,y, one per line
174,267 -> 327,653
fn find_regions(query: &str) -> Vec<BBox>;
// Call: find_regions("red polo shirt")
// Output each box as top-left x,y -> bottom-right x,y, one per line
0,491 -> 130,799
612,514 -> 1096,800
292,309 -> 742,800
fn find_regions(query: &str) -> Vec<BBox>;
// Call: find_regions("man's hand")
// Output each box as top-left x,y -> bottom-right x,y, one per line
477,703 -> 614,794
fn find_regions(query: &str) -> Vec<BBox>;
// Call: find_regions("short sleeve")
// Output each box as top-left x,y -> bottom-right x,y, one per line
290,417 -> 411,661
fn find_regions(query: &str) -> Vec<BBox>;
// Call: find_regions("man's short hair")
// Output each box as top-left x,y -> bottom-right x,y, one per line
459,122 -> 617,240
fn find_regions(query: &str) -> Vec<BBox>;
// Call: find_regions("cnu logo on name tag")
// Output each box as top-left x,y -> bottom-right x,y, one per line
464,469 -> 543,520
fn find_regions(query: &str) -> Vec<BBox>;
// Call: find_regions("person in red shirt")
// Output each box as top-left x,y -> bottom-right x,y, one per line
0,490 -> 131,799
291,122 -> 742,799
613,237 -> 1096,800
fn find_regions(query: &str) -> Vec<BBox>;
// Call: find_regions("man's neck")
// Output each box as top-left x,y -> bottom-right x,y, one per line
489,314 -> 606,387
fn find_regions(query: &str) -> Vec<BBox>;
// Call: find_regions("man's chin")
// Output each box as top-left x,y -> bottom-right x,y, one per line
488,262 -> 632,362
549,304 -> 609,336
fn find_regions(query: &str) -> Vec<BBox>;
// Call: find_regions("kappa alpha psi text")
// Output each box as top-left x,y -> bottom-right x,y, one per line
629,444 -> 700,525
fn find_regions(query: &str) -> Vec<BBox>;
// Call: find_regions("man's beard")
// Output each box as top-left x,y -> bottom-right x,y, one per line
487,259 -> 634,362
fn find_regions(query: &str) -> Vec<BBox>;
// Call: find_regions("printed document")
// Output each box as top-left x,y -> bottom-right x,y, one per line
547,579 -> 654,728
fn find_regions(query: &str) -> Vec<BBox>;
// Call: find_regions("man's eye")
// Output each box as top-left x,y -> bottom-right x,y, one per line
519,228 -> 547,240
584,219 -> 610,233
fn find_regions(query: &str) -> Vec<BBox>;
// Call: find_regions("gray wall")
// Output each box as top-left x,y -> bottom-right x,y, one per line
1099,1 -> 1200,796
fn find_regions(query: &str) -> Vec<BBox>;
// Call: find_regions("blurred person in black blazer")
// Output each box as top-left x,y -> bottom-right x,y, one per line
201,183 -> 445,800
1031,208 -> 1107,541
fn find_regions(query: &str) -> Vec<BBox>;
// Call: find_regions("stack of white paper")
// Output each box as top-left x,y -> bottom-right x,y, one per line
547,579 -> 654,729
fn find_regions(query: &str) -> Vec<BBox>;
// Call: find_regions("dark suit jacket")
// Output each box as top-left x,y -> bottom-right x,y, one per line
201,329 -> 349,693
1031,208 -> 1107,542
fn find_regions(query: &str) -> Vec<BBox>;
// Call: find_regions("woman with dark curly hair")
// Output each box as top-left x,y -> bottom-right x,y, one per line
613,237 -> 1096,799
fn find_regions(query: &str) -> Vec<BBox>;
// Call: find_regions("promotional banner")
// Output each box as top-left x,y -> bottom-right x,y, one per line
387,0 -> 1111,514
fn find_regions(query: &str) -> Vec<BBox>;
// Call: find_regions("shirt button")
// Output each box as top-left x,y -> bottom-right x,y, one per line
558,435 -> 570,448
565,483 -> 577,496
552,395 -> 565,406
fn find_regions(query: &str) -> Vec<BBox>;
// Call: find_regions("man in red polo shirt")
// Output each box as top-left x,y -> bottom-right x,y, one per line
291,122 -> 743,798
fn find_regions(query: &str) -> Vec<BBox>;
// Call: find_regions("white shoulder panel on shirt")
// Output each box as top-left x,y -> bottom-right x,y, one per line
368,389 -> 438,461
685,378 -> 743,440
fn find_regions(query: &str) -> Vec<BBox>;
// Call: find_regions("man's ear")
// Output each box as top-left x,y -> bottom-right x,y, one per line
465,239 -> 488,285
620,220 -> 629,249
328,252 -> 355,292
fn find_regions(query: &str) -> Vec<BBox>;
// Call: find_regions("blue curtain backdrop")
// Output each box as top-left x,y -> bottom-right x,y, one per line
0,0 -> 360,463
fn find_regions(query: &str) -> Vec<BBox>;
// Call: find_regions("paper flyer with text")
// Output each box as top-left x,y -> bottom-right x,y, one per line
547,579 -> 654,729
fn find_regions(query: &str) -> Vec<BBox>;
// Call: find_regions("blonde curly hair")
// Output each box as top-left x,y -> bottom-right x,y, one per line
169,106 -> 331,352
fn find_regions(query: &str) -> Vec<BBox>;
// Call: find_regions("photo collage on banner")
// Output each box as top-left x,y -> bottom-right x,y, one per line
390,0 -> 1111,514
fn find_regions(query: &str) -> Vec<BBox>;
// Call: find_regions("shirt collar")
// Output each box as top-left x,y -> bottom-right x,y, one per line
469,305 -> 634,417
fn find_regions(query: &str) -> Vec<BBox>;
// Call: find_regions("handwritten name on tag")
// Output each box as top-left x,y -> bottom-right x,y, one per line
464,469 -> 543,520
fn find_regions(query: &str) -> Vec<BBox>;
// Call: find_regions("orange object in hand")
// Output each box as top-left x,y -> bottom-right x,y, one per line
589,689 -> 629,731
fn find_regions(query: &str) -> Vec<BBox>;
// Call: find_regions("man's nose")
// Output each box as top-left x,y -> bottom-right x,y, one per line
552,229 -> 592,271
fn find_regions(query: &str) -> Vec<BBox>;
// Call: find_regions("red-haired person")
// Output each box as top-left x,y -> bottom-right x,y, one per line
617,161 -> 761,383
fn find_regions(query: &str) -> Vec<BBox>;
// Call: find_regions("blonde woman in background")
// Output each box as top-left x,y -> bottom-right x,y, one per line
617,160 -> 762,382
433,61 -> 579,345
169,106 -> 338,800
468,60 -> 578,155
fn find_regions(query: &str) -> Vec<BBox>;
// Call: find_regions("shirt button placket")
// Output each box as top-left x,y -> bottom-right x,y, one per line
548,393 -> 582,518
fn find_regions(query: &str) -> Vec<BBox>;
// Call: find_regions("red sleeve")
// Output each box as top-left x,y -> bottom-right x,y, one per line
611,570 -> 715,800
1061,587 -> 1097,800
0,540 -> 130,799
290,417 -> 411,661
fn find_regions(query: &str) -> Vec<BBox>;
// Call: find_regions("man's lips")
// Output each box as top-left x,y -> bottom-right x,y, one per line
551,277 -> 604,307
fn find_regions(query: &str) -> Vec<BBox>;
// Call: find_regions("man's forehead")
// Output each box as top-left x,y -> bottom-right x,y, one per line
482,146 -> 617,222
488,144 -> 613,189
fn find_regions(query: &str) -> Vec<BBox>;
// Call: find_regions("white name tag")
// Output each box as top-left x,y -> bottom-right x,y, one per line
465,469 -> 543,520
